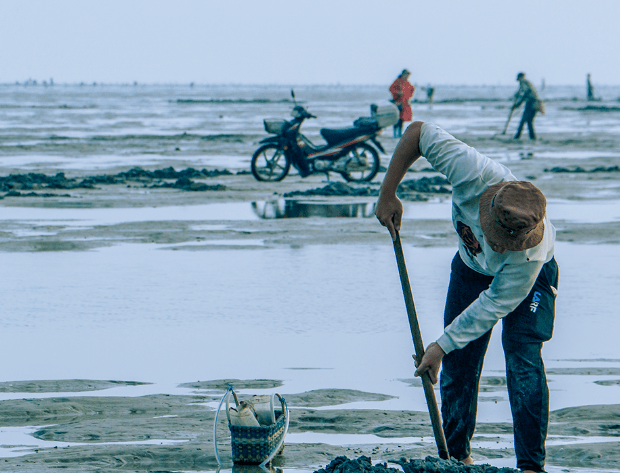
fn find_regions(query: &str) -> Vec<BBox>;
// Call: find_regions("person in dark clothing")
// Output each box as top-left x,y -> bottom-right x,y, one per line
512,72 -> 543,140
425,84 -> 435,103
587,73 -> 595,101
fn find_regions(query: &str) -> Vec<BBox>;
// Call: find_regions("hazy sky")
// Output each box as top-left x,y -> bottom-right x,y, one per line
2,0 -> 619,86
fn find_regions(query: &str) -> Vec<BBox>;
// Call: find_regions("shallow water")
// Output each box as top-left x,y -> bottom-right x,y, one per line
5,199 -> 620,238
1,242 -> 619,419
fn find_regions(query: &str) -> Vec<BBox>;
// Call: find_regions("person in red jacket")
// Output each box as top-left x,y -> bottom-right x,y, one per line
389,69 -> 415,138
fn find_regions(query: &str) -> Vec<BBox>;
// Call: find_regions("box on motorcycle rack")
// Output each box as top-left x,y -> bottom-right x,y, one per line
263,119 -> 287,134
371,103 -> 400,128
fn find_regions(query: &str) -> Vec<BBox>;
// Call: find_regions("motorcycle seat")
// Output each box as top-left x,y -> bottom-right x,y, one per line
320,127 -> 368,145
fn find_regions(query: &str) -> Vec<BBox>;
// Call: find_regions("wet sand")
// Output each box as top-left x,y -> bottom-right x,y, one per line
3,160 -> 620,254
0,380 -> 619,472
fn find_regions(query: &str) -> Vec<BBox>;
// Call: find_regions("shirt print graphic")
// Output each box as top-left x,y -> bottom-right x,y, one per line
456,221 -> 482,258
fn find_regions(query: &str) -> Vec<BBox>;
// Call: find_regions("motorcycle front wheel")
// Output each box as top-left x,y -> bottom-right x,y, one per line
251,144 -> 291,182
340,142 -> 380,183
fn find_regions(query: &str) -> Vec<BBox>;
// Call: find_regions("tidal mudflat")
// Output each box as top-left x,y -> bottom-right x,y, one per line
1,84 -> 620,472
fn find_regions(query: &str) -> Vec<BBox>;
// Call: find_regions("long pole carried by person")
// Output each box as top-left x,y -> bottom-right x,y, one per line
392,231 -> 449,460
501,106 -> 515,135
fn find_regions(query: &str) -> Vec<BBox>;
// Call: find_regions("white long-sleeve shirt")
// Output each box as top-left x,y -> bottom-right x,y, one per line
418,123 -> 555,354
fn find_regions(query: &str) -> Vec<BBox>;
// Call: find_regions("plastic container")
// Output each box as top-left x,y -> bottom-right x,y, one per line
372,103 -> 400,128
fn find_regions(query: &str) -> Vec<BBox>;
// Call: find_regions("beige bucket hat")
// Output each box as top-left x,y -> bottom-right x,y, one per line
479,181 -> 546,252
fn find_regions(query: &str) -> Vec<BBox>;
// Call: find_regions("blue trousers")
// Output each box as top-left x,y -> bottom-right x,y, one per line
440,253 -> 558,472
515,102 -> 538,140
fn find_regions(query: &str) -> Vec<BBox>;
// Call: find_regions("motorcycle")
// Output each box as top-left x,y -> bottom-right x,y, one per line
251,92 -> 399,183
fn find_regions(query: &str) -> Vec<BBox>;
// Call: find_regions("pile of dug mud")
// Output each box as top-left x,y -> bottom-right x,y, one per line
283,177 -> 451,200
314,456 -> 519,473
0,166 -> 233,197
544,165 -> 620,173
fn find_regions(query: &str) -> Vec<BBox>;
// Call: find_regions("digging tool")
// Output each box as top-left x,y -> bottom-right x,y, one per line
501,105 -> 516,135
392,231 -> 449,460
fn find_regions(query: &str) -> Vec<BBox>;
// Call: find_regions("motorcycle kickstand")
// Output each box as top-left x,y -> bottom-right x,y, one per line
323,171 -> 331,181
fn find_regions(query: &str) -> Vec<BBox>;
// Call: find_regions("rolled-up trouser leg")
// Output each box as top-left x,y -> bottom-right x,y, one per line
440,252 -> 493,460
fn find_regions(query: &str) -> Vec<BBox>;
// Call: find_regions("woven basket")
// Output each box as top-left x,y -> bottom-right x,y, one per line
229,408 -> 286,464
214,386 -> 289,467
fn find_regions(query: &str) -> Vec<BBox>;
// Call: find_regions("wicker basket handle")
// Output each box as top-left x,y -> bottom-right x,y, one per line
259,393 -> 289,468
214,384 -> 234,467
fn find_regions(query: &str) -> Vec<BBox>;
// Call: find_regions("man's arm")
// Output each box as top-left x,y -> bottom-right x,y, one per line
513,82 -> 527,108
375,121 -> 423,240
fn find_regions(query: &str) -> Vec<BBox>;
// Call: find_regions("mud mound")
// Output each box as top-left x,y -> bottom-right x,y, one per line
3,190 -> 71,198
563,105 -> 620,112
0,167 -> 232,196
314,456 -> 399,473
314,456 -> 519,473
284,182 -> 379,197
398,457 -> 519,473
283,177 -> 451,199
398,177 -> 451,194
150,177 -> 227,191
544,166 -> 620,173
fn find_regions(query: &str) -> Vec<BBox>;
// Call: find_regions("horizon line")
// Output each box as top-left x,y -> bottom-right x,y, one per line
3,81 -> 620,88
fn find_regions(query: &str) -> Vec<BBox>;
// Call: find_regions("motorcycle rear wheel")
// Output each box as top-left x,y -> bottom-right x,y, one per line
251,144 -> 291,182
340,142 -> 380,183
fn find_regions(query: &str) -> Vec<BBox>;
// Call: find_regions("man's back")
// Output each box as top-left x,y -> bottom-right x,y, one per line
515,78 -> 539,106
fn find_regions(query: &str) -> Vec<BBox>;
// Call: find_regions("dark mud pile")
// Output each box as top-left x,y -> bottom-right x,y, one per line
284,182 -> 379,198
0,166 -> 233,197
398,177 -> 452,195
544,165 -> 620,173
562,105 -> 620,112
315,456 -> 519,473
283,177 -> 451,200
150,176 -> 227,191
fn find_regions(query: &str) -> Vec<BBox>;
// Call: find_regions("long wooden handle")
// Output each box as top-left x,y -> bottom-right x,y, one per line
393,232 -> 449,460
501,107 -> 514,135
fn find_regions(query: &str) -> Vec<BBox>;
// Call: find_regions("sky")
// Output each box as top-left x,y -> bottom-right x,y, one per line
1,0 -> 619,86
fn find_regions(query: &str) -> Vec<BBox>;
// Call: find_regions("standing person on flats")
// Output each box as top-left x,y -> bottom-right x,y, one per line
512,72 -> 544,140
375,121 -> 558,473
587,73 -> 596,101
389,69 -> 415,138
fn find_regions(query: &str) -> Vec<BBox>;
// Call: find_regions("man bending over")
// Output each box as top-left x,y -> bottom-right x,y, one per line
376,122 -> 558,473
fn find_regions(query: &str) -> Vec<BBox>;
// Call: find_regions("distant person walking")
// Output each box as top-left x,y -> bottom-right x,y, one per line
389,70 -> 415,138
512,72 -> 544,140
587,73 -> 595,101
425,84 -> 435,103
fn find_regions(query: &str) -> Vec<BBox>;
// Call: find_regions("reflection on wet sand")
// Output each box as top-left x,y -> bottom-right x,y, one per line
252,200 -> 376,219
231,464 -> 283,473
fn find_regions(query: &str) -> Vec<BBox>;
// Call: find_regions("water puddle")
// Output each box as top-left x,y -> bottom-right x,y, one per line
1,200 -> 377,226
252,200 -> 376,219
5,199 -> 620,227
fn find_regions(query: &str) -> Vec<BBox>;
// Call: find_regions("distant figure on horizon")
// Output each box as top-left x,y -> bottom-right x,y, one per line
389,69 -> 415,138
425,84 -> 435,103
512,72 -> 544,140
587,73 -> 595,101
